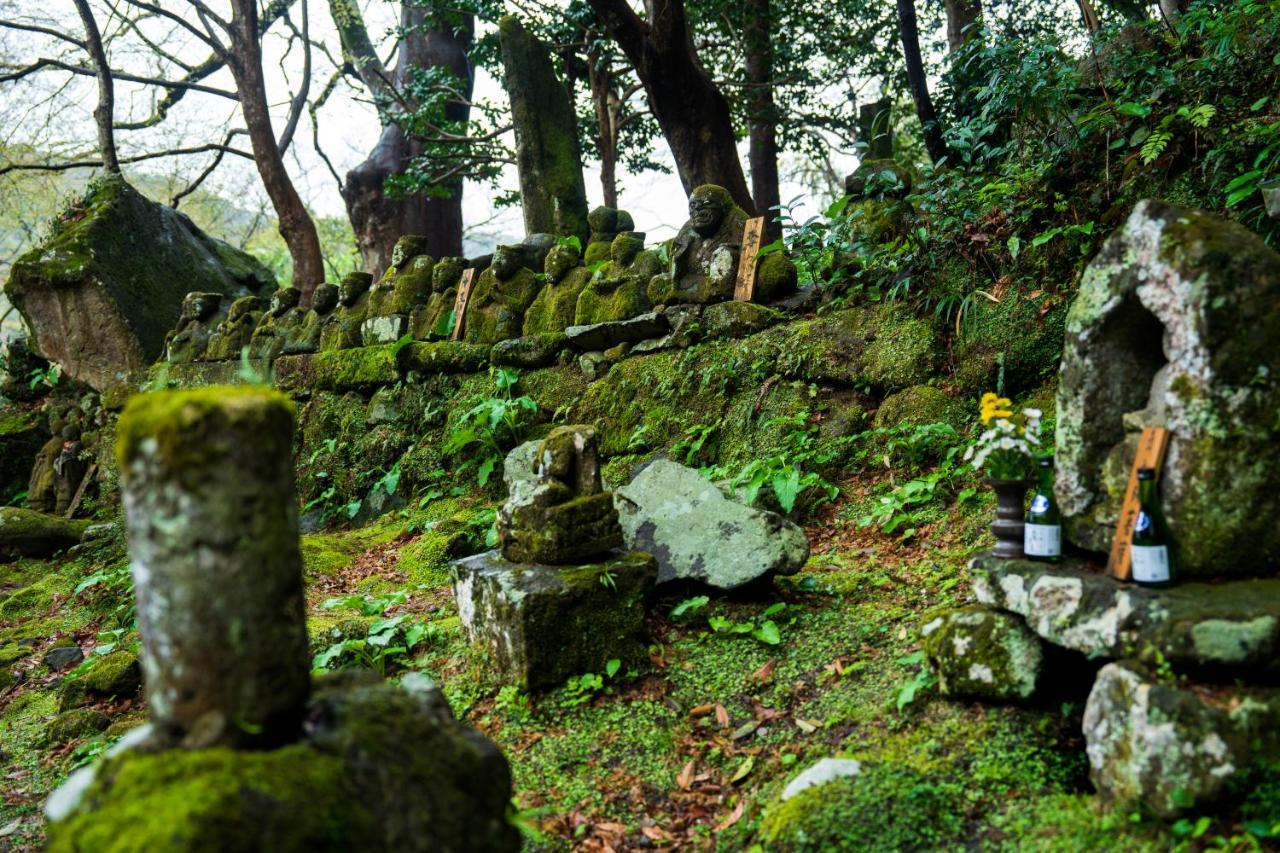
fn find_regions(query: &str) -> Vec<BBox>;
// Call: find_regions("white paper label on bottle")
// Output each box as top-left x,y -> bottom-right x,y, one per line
1024,523 -> 1061,557
1131,545 -> 1171,583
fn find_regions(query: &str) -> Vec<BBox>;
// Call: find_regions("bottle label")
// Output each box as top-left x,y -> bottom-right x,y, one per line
1030,495 -> 1050,514
1134,511 -> 1152,534
1131,545 -> 1170,583
1024,523 -> 1061,557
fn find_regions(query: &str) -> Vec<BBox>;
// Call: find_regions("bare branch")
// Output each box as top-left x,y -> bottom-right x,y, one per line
276,0 -> 311,154
0,19 -> 85,49
72,0 -> 119,173
0,142 -> 255,176
0,56 -> 237,98
172,129 -> 247,206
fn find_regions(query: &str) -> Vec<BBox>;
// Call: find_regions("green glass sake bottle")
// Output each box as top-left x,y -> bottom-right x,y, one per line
1130,467 -> 1174,587
1024,458 -> 1062,562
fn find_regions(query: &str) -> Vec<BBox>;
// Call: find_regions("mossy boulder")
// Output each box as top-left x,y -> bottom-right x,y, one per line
953,290 -> 1066,396
490,333 -> 567,369
0,507 -> 90,559
400,341 -> 490,374
754,251 -> 799,303
451,550 -> 657,689
1083,660 -> 1280,817
1057,201 -> 1280,577
44,708 -> 110,745
920,605 -> 1043,700
0,405 -> 44,501
761,763 -> 965,851
46,672 -> 518,851
701,301 -> 784,340
4,176 -> 273,390
275,346 -> 401,392
873,385 -> 961,430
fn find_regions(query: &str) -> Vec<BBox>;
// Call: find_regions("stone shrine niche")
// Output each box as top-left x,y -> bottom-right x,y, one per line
164,292 -> 226,364
1056,200 -> 1280,578
204,296 -> 263,361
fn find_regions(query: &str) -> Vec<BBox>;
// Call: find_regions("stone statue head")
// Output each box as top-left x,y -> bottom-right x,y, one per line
311,283 -> 340,315
491,245 -> 524,280
226,296 -> 262,323
181,291 -> 223,322
610,234 -> 644,267
390,235 -> 430,269
433,257 -> 466,293
269,286 -> 301,316
339,272 -> 373,307
544,244 -> 581,282
616,210 -> 635,232
688,185 -> 734,237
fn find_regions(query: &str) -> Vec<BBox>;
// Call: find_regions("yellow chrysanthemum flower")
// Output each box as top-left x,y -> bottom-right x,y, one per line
979,393 -> 1013,424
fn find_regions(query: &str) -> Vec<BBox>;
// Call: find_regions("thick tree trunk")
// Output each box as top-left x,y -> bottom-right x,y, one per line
339,6 -> 473,277
228,0 -> 324,300
72,0 -> 118,174
588,0 -> 755,214
944,0 -> 982,53
897,0 -> 949,166
744,0 -> 781,243
587,48 -> 619,209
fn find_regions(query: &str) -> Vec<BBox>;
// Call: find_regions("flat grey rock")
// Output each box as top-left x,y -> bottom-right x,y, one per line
564,312 -> 668,351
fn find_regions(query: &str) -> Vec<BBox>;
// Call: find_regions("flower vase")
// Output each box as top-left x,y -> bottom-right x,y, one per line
986,478 -> 1030,559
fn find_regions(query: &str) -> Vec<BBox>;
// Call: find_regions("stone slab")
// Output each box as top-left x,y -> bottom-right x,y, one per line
564,312 -> 669,352
971,555 -> 1280,674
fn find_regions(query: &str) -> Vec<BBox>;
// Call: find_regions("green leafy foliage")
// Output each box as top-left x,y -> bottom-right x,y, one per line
442,368 -> 538,486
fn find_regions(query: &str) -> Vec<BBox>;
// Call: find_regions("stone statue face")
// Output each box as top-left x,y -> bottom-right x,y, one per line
390,236 -> 426,268
492,245 -> 523,279
191,293 -> 222,321
688,186 -> 730,237
610,234 -> 643,266
270,287 -> 301,316
544,245 -> 580,282
311,284 -> 339,315
339,274 -> 371,307
432,258 -> 464,293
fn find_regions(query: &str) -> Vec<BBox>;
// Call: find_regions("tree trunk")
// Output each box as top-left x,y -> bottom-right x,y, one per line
897,0 -> 949,166
588,0 -> 755,214
944,0 -> 982,53
744,0 -> 781,243
72,0 -> 119,174
228,0 -> 324,300
337,4 -> 473,277
587,47 -> 619,209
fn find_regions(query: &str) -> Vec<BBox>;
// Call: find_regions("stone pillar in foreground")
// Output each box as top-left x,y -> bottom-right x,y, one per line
116,386 -> 309,748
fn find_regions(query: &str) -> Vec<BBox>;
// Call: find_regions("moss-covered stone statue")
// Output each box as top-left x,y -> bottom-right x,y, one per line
364,237 -> 435,344
412,256 -> 467,340
648,185 -> 747,306
318,272 -> 373,352
283,283 -> 340,355
584,206 -> 636,265
523,244 -> 591,334
163,292 -> 225,364
463,245 -> 541,345
249,287 -> 305,360
575,234 -> 659,326
204,295 -> 263,361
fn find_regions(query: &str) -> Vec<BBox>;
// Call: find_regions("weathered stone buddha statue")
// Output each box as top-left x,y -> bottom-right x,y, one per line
584,206 -> 636,265
204,296 -> 264,361
575,233 -> 660,326
523,244 -> 591,335
249,287 -> 305,360
365,236 -> 435,343
164,292 -> 225,364
463,244 -> 542,345
412,256 -> 467,340
284,282 -> 340,355
318,272 -> 373,352
497,424 -> 623,564
647,185 -> 748,306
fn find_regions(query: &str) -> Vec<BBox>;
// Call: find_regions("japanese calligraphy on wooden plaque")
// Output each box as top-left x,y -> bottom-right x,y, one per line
450,268 -> 478,341
733,216 -> 766,302
1107,426 -> 1170,580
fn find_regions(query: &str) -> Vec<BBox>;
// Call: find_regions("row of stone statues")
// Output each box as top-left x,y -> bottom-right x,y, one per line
163,186 -> 798,364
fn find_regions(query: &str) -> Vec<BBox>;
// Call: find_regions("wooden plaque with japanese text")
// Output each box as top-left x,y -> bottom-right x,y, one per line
450,268 -> 478,341
1107,426 -> 1170,581
733,217 -> 766,302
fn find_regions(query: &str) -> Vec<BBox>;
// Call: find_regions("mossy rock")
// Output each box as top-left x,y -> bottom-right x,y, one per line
82,651 -> 142,699
873,385 -> 962,431
0,507 -> 91,559
490,333 -> 568,369
760,763 -> 966,851
399,341 -> 491,374
953,290 -> 1066,396
759,305 -> 936,390
274,346 -> 401,392
44,707 -> 110,745
0,406 -> 44,502
754,251 -> 799,303
701,301 -> 784,340
920,605 -> 1043,700
3,175 -> 273,391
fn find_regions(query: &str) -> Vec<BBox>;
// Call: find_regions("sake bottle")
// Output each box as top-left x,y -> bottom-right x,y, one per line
1130,467 -> 1174,587
1024,457 -> 1062,562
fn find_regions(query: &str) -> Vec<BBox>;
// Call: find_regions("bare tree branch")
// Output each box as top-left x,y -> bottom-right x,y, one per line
275,0 -> 311,154
171,129 -> 247,206
72,0 -> 119,173
0,142 -> 254,176
0,56 -> 237,98
0,19 -> 85,48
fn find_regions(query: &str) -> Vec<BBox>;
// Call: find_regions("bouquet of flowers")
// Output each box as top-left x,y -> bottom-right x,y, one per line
963,393 -> 1042,481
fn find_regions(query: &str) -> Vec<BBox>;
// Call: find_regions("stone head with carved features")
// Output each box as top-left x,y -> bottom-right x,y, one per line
433,257 -> 466,294
610,234 -> 644,267
339,272 -> 373,307
687,185 -> 736,237
181,291 -> 223,323
269,286 -> 301,317
310,283 -> 340,316
491,244 -> 525,280
390,235 -> 430,270
544,244 -> 581,283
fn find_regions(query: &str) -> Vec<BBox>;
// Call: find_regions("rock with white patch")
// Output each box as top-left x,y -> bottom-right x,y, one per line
1083,660 -> 1280,817
971,555 -> 1280,676
920,605 -> 1043,700
450,549 -> 657,689
780,758 -> 862,801
1056,200 -> 1280,577
613,459 -> 809,589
